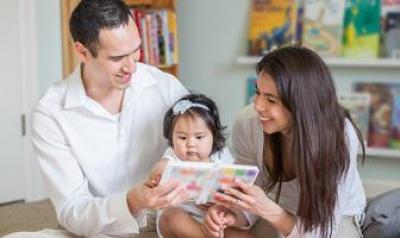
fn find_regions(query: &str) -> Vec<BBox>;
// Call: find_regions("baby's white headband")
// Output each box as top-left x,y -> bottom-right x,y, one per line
172,100 -> 210,115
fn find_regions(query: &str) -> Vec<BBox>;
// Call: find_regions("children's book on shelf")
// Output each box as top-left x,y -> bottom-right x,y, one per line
303,0 -> 346,57
246,75 -> 257,105
247,0 -> 298,56
338,93 -> 370,144
342,0 -> 381,58
381,1 -> 400,58
389,95 -> 400,148
160,161 -> 259,204
353,82 -> 400,148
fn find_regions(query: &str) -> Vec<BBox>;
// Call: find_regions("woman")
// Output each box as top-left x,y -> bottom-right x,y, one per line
202,46 -> 366,238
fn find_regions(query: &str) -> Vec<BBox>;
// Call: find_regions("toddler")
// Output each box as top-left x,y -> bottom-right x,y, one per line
146,93 -> 233,237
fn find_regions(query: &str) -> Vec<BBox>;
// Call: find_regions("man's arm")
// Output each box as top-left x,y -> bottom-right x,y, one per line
31,108 -> 143,237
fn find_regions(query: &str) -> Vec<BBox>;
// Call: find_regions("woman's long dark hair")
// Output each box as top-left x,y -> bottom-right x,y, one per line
256,46 -> 365,237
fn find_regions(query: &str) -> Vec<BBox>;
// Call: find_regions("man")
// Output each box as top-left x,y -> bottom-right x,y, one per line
31,0 -> 188,237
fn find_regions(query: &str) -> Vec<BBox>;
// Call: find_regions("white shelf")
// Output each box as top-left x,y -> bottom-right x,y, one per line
361,148 -> 400,158
236,56 -> 400,68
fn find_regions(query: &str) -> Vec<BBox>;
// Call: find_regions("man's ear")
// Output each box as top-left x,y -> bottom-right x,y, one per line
74,42 -> 91,63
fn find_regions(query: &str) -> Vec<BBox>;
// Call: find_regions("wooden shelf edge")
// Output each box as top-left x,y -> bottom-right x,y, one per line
236,56 -> 400,68
124,0 -> 175,10
358,147 -> 400,158
156,64 -> 177,69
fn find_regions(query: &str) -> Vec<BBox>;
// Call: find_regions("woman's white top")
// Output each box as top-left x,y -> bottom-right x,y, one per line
232,105 -> 366,238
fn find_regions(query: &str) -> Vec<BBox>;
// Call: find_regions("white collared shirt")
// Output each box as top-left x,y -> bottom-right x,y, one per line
31,63 -> 188,237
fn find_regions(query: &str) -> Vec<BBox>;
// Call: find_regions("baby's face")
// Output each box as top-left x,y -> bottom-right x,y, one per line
172,114 -> 213,162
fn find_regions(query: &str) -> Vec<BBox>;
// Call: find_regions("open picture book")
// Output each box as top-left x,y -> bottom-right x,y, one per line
160,161 -> 259,204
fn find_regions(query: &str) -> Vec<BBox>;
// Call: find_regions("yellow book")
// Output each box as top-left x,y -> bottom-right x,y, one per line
247,0 -> 297,55
167,10 -> 178,64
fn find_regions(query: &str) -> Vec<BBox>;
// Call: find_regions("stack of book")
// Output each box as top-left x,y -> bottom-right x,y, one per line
131,8 -> 178,67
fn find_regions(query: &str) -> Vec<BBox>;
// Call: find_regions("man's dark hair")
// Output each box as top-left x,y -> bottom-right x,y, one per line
163,94 -> 227,155
69,0 -> 132,57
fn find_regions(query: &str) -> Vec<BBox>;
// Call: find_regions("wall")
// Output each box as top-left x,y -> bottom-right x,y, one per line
177,0 -> 251,131
176,0 -> 400,197
25,0 -> 63,201
36,0 -> 63,96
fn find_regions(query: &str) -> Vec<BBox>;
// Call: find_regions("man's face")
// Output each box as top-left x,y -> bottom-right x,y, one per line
83,17 -> 141,90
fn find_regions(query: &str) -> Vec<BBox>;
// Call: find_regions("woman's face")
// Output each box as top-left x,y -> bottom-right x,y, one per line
172,114 -> 213,162
254,72 -> 293,135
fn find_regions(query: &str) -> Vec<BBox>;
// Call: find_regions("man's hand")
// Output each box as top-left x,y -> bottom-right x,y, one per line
127,180 -> 189,215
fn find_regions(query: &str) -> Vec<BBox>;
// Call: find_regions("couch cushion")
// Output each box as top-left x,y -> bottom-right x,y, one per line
362,188 -> 400,238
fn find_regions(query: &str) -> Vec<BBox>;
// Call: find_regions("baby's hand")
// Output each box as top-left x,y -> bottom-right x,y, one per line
145,159 -> 168,188
196,202 -> 215,211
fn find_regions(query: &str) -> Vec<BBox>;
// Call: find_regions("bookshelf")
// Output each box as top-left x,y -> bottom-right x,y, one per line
61,0 -> 178,78
236,56 -> 400,69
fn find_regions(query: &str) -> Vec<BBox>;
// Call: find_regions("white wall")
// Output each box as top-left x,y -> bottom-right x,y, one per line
36,0 -> 63,96
24,0 -> 63,201
177,0 -> 251,132
176,0 -> 400,197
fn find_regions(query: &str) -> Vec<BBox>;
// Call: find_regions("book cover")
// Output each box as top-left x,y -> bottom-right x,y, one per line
160,161 -> 259,204
303,0 -> 346,56
389,95 -> 400,148
342,0 -> 381,58
385,13 -> 400,58
381,0 -> 400,58
353,83 -> 400,148
247,0 -> 298,56
167,10 -> 178,64
338,93 -> 371,144
131,8 -> 145,63
149,13 -> 160,65
246,75 -> 257,105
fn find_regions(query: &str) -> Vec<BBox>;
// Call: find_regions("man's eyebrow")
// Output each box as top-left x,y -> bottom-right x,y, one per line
109,41 -> 142,58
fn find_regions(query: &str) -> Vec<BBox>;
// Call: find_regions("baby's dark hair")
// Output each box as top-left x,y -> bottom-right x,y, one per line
163,94 -> 226,155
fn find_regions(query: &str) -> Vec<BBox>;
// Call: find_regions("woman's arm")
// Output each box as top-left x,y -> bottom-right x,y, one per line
215,179 -> 296,236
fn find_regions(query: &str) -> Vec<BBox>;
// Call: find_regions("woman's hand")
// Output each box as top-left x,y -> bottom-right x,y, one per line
144,159 -> 168,188
214,179 -> 284,220
215,179 -> 296,236
201,205 -> 237,237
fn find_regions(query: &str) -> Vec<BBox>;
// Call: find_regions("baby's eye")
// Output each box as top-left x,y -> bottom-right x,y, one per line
196,136 -> 203,140
178,136 -> 187,140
